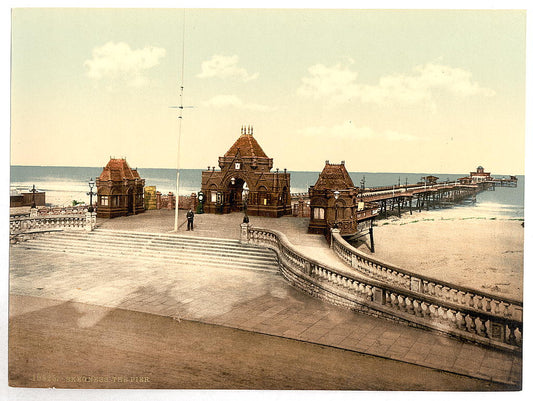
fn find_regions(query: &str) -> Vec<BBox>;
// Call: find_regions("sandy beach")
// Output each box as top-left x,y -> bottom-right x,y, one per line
356,207 -> 524,301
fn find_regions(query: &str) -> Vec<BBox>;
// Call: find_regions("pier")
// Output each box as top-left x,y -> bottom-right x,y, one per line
292,176 -> 515,222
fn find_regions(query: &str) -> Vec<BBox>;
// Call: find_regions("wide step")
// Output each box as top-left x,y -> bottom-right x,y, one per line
14,229 -> 280,272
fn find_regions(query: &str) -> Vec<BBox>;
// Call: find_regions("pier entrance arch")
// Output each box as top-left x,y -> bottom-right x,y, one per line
226,177 -> 249,212
200,125 -> 291,218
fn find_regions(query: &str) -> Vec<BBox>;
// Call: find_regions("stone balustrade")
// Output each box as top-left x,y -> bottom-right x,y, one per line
330,231 -> 523,323
246,226 -> 522,353
10,213 -> 96,237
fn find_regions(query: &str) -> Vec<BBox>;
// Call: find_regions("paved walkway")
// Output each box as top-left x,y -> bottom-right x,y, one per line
9,210 -> 522,387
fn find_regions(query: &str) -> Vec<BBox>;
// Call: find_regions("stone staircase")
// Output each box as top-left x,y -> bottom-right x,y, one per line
14,229 -> 280,273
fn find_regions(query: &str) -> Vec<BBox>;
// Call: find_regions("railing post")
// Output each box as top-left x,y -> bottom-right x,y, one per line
240,222 -> 250,244
85,211 -> 96,232
330,228 -> 340,248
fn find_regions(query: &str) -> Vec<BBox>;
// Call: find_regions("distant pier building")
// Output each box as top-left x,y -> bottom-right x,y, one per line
308,160 -> 358,237
201,126 -> 291,217
96,158 -> 145,218
470,166 -> 492,182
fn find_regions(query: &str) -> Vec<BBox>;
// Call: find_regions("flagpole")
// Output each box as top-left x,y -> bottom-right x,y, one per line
174,10 -> 186,232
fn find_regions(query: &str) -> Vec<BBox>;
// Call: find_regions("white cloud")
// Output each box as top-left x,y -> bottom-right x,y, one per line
197,55 -> 258,82
84,42 -> 166,87
298,61 -> 495,106
299,121 -> 420,142
202,95 -> 274,112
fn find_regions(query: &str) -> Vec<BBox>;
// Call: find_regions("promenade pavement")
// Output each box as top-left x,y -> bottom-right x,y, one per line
9,210 -> 522,387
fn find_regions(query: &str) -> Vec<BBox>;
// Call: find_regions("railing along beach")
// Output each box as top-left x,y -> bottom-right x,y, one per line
245,226 -> 522,353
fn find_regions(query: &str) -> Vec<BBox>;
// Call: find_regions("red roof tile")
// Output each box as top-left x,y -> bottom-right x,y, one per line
224,133 -> 269,159
313,162 -> 355,190
98,158 -> 140,182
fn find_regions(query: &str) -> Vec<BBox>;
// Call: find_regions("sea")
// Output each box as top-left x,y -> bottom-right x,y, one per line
9,166 -> 525,218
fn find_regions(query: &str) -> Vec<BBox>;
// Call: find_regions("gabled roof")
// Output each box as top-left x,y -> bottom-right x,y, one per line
98,158 -> 141,182
313,162 -> 355,190
224,133 -> 269,159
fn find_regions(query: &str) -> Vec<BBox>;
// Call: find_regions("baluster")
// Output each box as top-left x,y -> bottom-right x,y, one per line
458,291 -> 467,305
391,293 -> 399,309
413,299 -> 423,317
428,282 -> 436,296
406,297 -> 415,314
421,302 -> 431,318
455,311 -> 466,330
397,273 -> 404,287
474,296 -> 483,311
502,302 -> 511,318
477,318 -> 488,338
493,300 -> 501,316
358,282 -> 366,296
397,295 -> 406,312
466,293 -> 475,308
507,324 -> 517,345
435,284 -> 443,299
365,285 -> 373,301
451,289 -> 459,303
465,314 -> 476,333
439,307 -> 448,325
386,268 -> 393,283
447,309 -> 456,327
485,298 -> 492,313
385,291 -> 392,306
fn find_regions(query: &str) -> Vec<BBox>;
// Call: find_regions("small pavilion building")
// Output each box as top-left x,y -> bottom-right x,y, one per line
96,158 -> 145,218
470,166 -> 492,182
308,161 -> 358,237
201,126 -> 291,217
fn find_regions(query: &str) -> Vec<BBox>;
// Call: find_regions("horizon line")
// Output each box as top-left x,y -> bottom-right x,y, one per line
9,164 -> 523,177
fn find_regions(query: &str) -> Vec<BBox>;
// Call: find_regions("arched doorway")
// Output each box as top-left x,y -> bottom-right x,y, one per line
227,177 -> 248,212
127,187 -> 134,215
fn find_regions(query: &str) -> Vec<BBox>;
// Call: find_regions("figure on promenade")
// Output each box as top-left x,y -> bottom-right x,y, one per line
186,209 -> 194,231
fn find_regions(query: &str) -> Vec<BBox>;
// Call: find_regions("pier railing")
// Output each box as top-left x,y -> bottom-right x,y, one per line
359,181 -> 470,199
331,231 -> 522,318
246,226 -> 522,353
10,213 -> 96,238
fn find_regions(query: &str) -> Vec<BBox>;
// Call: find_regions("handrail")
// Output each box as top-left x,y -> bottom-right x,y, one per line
10,213 -> 96,236
247,226 -> 522,352
332,232 -> 522,305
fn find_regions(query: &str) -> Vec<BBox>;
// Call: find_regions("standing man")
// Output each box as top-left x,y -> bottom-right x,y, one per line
186,209 -> 194,231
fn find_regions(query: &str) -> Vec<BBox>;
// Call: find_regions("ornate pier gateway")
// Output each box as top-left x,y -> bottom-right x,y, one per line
201,126 -> 291,217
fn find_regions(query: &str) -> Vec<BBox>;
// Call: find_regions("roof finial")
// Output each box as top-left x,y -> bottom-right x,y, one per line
251,125 -> 253,135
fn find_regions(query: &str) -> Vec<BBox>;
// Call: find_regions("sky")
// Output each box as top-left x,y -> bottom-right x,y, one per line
9,7 -> 527,175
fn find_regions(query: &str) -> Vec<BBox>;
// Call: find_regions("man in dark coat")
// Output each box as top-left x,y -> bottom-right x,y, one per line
186,209 -> 194,231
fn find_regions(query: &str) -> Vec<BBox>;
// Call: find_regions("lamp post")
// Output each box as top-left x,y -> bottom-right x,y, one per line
333,190 -> 340,229
29,184 -> 37,209
87,178 -> 96,213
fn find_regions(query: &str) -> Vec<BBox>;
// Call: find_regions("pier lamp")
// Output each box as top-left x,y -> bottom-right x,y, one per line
29,184 -> 37,209
333,190 -> 340,228
87,178 -> 96,213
